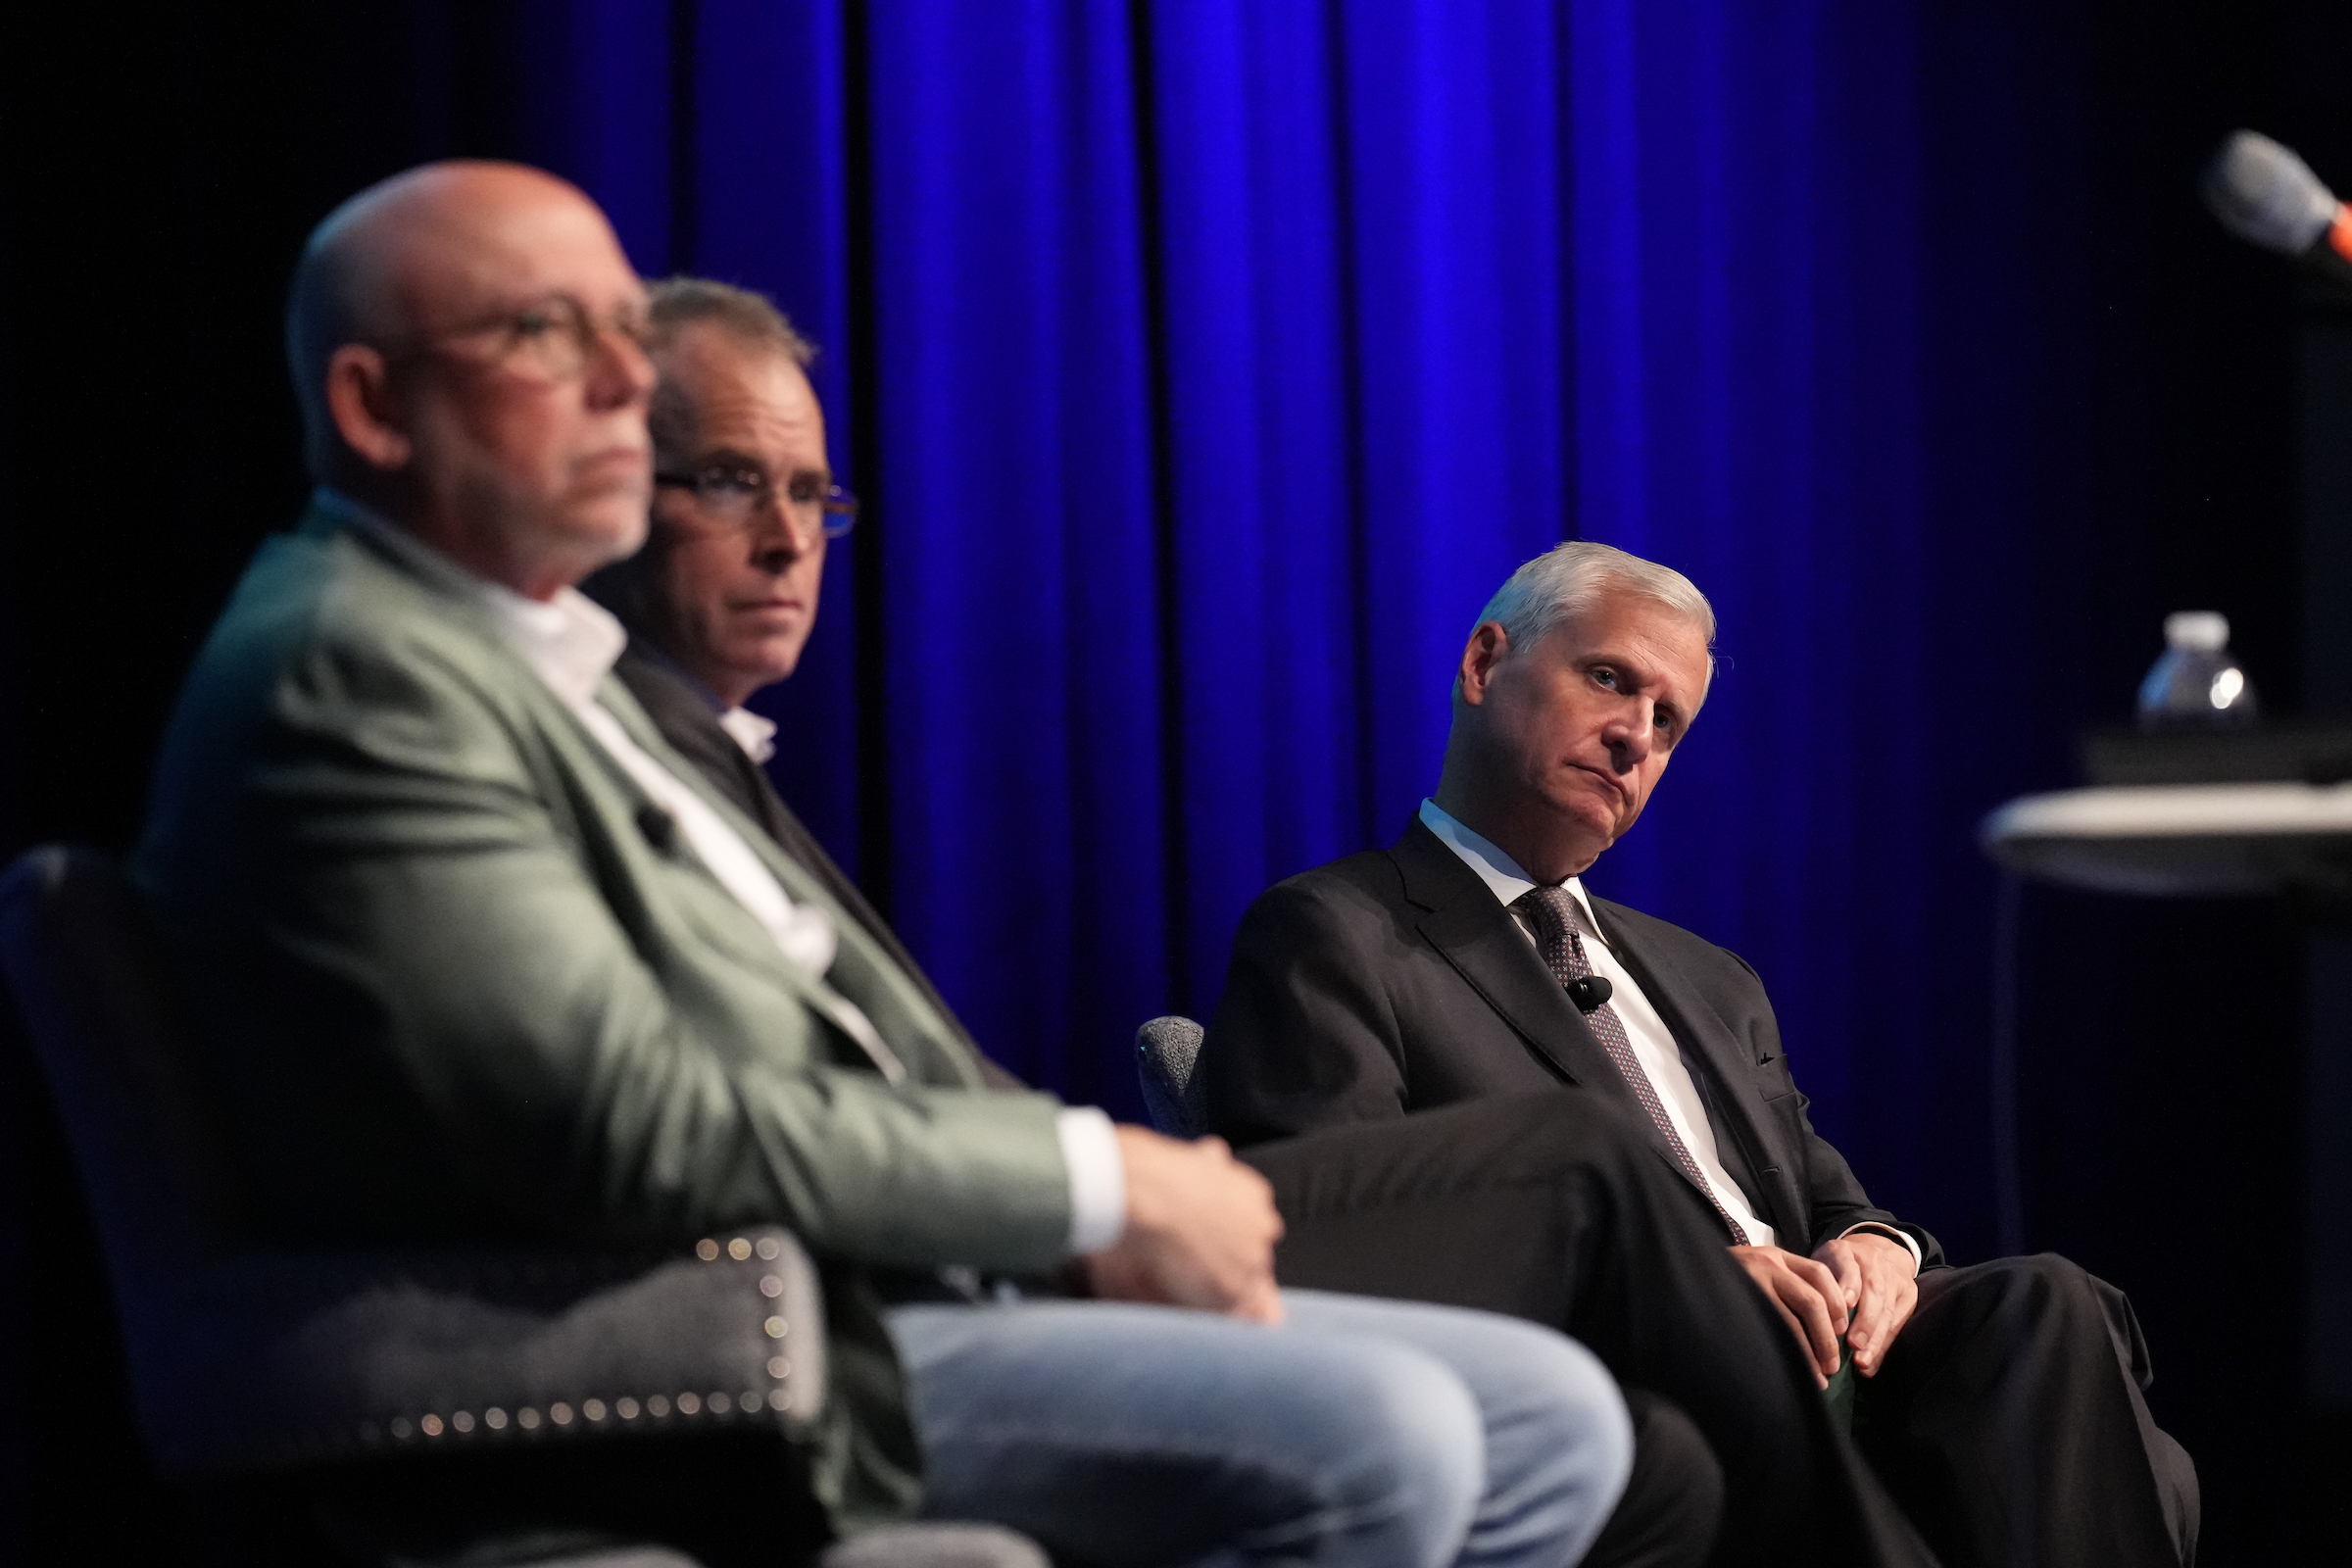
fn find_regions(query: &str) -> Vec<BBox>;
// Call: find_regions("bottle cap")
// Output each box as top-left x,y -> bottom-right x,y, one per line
2162,612 -> 2230,651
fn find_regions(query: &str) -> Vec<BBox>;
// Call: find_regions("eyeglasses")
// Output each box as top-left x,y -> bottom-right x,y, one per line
374,293 -> 655,380
654,463 -> 859,541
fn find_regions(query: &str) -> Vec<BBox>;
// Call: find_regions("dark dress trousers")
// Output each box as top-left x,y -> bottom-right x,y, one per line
1203,817 -> 2198,1568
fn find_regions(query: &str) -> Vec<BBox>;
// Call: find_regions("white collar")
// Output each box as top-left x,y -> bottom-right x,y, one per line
468,579 -> 628,707
1417,798 -> 1605,940
316,488 -> 628,707
718,707 -> 778,763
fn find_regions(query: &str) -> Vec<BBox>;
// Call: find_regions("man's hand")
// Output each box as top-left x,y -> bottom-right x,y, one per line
1729,1245 -> 1848,1387
1081,1126 -> 1285,1324
1811,1231 -> 1918,1377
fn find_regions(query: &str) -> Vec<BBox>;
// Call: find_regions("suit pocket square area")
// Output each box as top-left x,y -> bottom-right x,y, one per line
1752,1053 -> 1801,1102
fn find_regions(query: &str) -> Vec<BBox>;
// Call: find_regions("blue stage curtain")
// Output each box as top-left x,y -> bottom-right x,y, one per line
509,1 -> 2117,1255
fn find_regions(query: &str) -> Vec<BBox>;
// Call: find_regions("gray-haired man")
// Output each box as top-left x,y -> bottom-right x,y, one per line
1203,541 -> 2200,1568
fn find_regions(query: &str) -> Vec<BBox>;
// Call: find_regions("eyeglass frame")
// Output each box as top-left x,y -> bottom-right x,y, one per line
653,462 -> 859,542
366,291 -> 656,380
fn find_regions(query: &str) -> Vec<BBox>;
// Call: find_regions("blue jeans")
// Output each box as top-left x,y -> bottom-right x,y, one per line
888,1289 -> 1631,1568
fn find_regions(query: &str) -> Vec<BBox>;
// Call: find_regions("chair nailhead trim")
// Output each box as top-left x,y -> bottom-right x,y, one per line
354,1240 -> 802,1449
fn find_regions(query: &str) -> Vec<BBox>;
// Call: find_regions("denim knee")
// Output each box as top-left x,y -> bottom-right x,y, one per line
1457,1317 -> 1633,1568
1503,1327 -> 1633,1496
1275,1340 -> 1489,1568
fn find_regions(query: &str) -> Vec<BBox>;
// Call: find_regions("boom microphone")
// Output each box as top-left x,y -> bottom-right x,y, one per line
2202,129 -> 2352,291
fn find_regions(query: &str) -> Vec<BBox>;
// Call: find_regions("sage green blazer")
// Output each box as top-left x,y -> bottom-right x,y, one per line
140,501 -> 1073,1262
134,501 -> 1078,1514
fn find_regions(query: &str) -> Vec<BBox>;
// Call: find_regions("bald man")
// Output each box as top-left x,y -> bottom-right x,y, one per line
134,164 -> 1642,1568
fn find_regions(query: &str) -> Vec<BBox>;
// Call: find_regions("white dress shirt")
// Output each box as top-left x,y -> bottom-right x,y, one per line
325,495 -> 1123,1253
1417,799 -> 1923,1273
718,706 -> 778,762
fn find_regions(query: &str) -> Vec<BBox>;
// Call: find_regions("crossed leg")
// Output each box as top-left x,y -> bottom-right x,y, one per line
1242,1091 -> 1936,1568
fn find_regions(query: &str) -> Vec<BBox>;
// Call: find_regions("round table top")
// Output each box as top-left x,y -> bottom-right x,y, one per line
1981,782 -> 2352,895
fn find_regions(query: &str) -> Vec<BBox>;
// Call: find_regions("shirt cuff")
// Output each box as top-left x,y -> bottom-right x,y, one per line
1838,1221 -> 1922,1276
1057,1106 -> 1127,1254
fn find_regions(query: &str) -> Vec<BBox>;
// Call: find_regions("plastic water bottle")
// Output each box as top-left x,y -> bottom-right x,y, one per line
2135,612 -> 2258,729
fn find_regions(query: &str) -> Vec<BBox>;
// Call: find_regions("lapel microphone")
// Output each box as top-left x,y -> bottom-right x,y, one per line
1565,975 -> 1613,1015
634,804 -> 679,853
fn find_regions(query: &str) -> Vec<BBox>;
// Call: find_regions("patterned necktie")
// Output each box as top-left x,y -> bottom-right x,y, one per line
1514,886 -> 1745,1241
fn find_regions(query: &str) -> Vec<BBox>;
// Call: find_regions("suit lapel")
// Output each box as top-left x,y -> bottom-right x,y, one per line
1396,819 -> 1759,1229
609,643 -> 992,1070
1588,898 -> 1804,1243
595,677 -> 985,1091
612,648 -> 803,850
1391,821 -> 1650,1126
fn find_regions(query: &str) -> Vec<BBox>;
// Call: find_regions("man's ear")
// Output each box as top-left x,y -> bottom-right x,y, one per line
322,344 -> 412,471
1456,622 -> 1511,707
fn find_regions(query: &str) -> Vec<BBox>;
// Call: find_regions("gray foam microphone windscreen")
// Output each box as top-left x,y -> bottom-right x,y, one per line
2203,129 -> 2339,255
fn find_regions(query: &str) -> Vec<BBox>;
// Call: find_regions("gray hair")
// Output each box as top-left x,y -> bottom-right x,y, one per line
1475,539 -> 1716,668
581,278 -> 822,625
644,277 -> 817,463
646,276 -> 815,364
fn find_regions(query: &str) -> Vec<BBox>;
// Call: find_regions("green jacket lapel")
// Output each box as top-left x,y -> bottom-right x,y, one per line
325,497 -> 985,1095
593,676 -> 985,1092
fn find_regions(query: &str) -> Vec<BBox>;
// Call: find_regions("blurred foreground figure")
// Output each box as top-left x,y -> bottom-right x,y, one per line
133,165 -> 1642,1568
1203,541 -> 2201,1568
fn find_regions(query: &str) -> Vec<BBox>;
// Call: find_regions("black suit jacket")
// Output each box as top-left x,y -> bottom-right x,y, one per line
610,643 -> 1024,1092
1202,816 -> 1940,1265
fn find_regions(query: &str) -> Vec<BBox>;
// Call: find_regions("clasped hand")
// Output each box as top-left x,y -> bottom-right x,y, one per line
1081,1125 -> 1286,1324
1730,1233 -> 1917,1386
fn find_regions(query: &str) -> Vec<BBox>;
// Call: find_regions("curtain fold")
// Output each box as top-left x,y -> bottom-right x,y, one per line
510,0 -> 2118,1249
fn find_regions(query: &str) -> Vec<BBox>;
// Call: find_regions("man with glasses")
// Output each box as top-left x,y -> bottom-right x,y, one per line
579,280 -> 952,1030
134,166 -> 1654,1568
595,276 -> 857,773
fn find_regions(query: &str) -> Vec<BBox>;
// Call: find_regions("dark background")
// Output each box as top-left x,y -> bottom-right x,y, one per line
4,1 -> 2351,1561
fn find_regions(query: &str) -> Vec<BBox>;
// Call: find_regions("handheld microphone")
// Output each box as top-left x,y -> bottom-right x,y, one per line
1565,975 -> 1613,1015
2202,130 -> 2352,292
